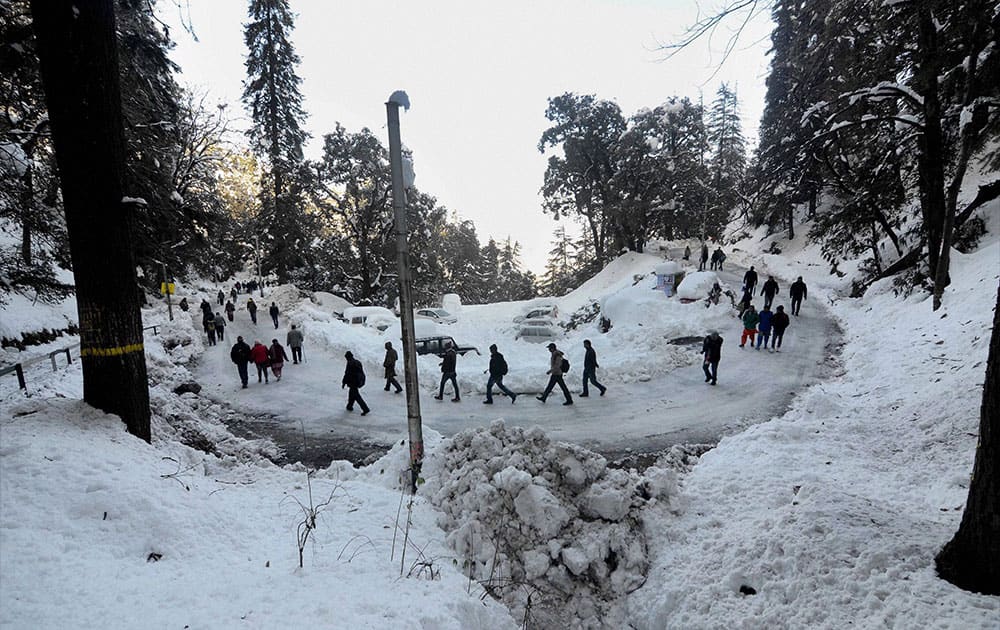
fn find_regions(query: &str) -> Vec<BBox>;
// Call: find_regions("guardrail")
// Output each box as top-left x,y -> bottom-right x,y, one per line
2,324 -> 161,391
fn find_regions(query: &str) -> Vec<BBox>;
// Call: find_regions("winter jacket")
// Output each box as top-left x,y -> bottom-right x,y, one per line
250,343 -> 269,365
269,342 -> 289,366
343,358 -> 365,388
761,278 -> 779,297
741,309 -> 760,330
286,328 -> 304,348
584,346 -> 599,370
790,280 -> 808,300
488,351 -> 508,377
230,340 -> 251,365
214,314 -> 226,329
269,304 -> 279,318
247,299 -> 257,313
757,309 -> 774,333
743,270 -> 758,290
440,348 -> 457,374
549,349 -> 566,376
702,334 -> 723,361
225,302 -> 235,314
383,347 -> 398,378
773,311 -> 790,332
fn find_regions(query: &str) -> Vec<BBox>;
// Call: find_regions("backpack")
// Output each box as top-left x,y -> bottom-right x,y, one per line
499,355 -> 508,375
561,358 -> 570,373
357,363 -> 366,388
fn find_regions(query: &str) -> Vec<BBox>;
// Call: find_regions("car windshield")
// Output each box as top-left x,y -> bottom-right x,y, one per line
433,309 -> 452,317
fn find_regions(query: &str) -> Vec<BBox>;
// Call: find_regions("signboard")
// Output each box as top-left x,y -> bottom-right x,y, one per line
160,282 -> 175,295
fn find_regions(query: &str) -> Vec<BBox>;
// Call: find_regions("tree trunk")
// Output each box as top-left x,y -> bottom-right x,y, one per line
915,3 -> 947,292
935,283 -> 1000,594
31,0 -> 151,442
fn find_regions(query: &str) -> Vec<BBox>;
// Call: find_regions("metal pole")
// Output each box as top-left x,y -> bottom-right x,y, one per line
256,233 -> 263,297
386,93 -> 423,494
162,260 -> 173,321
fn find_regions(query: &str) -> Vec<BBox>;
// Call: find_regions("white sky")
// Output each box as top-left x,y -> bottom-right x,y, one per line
161,0 -> 773,272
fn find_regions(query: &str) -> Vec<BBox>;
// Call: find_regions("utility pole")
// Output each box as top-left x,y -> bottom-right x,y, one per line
255,232 -> 263,297
386,90 -> 423,494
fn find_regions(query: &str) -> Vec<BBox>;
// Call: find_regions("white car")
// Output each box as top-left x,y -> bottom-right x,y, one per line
514,318 -> 561,342
415,308 -> 457,324
512,305 -> 559,323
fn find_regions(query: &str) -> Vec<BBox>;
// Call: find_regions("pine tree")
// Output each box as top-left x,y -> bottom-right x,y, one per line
705,83 -> 746,237
242,0 -> 309,281
541,225 -> 578,297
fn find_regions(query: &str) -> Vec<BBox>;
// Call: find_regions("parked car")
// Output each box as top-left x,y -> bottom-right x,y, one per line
343,306 -> 396,331
513,305 -> 559,323
514,318 -> 561,342
414,308 -> 457,324
414,335 -> 480,357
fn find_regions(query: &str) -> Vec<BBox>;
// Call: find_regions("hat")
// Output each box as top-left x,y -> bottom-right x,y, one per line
547,343 -> 557,349
489,344 -> 497,351
345,351 -> 353,359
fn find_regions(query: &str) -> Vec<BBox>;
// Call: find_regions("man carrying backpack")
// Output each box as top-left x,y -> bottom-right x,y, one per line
383,341 -> 403,393
434,341 -> 460,402
342,351 -> 369,415
537,342 -> 573,405
484,344 -> 516,404
580,339 -> 606,397
702,331 -> 723,386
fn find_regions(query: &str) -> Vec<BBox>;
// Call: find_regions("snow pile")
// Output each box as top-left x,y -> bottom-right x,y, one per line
426,420 -> 676,628
0,399 -> 516,629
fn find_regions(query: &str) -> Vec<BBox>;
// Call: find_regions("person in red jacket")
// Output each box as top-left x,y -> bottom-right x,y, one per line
250,340 -> 270,384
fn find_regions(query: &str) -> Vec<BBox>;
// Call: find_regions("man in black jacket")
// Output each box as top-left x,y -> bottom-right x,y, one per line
484,344 -> 517,404
580,339 -> 607,397
789,276 -> 808,316
383,341 -> 403,393
434,342 -> 460,402
702,331 -> 723,386
760,276 -> 780,309
230,335 -> 251,389
743,266 -> 759,295
342,351 -> 369,415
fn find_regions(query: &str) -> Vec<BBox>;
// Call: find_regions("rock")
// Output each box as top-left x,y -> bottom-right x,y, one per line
173,382 -> 202,395
739,584 -> 757,596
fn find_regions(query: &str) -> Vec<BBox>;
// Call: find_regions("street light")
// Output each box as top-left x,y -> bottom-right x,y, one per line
386,90 -> 423,494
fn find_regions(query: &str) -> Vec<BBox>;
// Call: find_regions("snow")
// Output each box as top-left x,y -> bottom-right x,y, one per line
2,199 -> 999,626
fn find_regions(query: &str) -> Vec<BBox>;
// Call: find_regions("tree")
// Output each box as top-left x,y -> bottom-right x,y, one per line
540,225 -> 580,297
935,284 -> 1000,594
539,93 -> 625,268
706,83 -> 746,236
30,0 -> 151,441
242,0 -> 309,281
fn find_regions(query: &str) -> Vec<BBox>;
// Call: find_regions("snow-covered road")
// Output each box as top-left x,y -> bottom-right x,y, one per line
194,257 -> 841,464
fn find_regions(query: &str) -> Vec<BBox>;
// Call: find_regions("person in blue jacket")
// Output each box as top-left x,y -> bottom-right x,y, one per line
755,305 -> 774,350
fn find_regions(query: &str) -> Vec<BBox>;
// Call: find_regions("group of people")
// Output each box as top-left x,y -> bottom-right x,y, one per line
228,323 -> 305,389
686,242 -> 727,272
701,272 -> 810,386
340,339 -> 611,415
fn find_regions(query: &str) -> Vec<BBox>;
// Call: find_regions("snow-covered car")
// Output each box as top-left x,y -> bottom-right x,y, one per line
513,305 -> 559,323
514,318 -> 561,342
343,306 -> 396,331
414,308 -> 457,325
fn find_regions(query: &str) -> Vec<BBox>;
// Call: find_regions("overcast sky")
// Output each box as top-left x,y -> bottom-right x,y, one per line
161,0 -> 773,273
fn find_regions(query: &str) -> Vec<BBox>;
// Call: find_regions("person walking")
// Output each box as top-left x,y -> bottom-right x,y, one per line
743,266 -> 759,295
205,313 -> 217,346
247,297 -> 258,325
213,312 -> 226,342
217,289 -> 225,306
790,276 -> 808,316
269,302 -> 280,329
699,242 -> 709,271
178,297 -> 189,312
738,286 -> 753,318
484,344 -> 517,404
230,287 -> 237,303
225,300 -> 235,322
382,341 -> 403,393
760,276 -> 780,310
755,304 -> 774,350
683,245 -> 691,261
740,304 -> 759,348
702,330 -> 723,385
580,339 -> 606,397
230,335 -> 251,389
716,248 -> 726,271
710,248 -> 721,271
234,281 -> 242,294
286,324 -> 304,364
250,340 -> 270,384
342,351 -> 370,415
537,342 -> 573,405
434,341 -> 460,402
268,339 -> 289,381
771,305 -> 790,351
